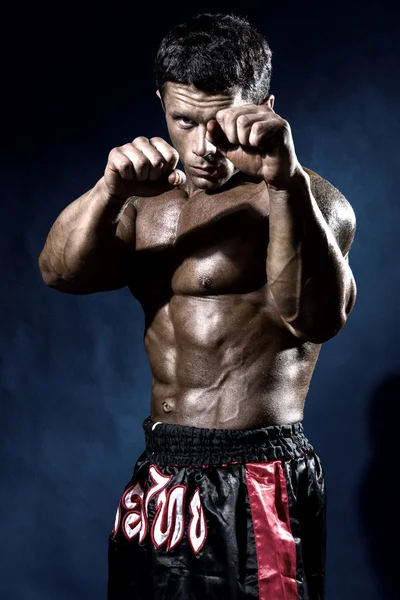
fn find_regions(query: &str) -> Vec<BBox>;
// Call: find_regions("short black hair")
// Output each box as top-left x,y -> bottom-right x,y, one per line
154,13 -> 273,104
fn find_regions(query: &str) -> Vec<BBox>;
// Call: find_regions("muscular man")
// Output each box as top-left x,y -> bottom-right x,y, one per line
38,13 -> 356,600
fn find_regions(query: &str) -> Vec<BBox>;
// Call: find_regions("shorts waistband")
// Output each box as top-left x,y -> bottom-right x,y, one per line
142,416 -> 314,467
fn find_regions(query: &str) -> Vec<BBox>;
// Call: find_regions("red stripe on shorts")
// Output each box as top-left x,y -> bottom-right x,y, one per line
245,460 -> 298,600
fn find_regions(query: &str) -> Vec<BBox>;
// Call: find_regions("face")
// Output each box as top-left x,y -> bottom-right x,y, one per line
157,82 -> 265,195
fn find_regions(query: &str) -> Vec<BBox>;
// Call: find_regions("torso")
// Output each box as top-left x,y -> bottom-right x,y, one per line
128,172 -> 322,429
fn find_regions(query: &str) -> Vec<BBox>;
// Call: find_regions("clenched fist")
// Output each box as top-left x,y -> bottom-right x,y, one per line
104,136 -> 186,198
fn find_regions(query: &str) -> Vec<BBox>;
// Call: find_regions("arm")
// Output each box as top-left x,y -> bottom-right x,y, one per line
38,136 -> 185,295
266,168 -> 357,344
38,178 -> 136,294
206,102 -> 356,344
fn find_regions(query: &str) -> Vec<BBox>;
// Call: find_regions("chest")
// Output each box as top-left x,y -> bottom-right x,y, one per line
133,182 -> 270,296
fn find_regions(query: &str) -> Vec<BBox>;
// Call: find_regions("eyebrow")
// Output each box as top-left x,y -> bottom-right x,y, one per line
170,110 -> 196,121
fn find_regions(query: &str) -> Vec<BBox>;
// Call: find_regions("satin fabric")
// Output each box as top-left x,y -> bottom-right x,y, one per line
107,419 -> 326,600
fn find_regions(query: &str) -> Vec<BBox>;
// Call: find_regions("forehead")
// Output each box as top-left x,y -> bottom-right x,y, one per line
163,82 -> 246,120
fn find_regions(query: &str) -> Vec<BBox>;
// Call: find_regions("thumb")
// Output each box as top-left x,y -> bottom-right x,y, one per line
168,169 -> 186,187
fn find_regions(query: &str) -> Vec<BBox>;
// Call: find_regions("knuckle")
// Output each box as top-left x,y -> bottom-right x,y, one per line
215,109 -> 226,121
119,159 -> 132,171
221,109 -> 234,121
149,136 -> 166,145
133,136 -> 149,145
108,147 -> 119,160
252,121 -> 265,133
134,155 -> 148,169
163,150 -> 177,165
152,158 -> 165,169
149,137 -> 176,165
169,148 -> 179,161
237,114 -> 250,126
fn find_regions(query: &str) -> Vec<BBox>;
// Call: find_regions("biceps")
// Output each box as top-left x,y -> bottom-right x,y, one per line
71,202 -> 136,294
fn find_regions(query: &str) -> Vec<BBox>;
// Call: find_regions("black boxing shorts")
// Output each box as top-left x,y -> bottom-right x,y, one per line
108,416 -> 326,600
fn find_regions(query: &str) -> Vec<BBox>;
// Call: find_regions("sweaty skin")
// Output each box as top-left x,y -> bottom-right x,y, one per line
129,172 -> 321,430
41,83 -> 350,430
119,84 -> 331,429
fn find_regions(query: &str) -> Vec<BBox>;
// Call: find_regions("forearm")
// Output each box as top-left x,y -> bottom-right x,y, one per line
38,177 -> 127,287
266,171 -> 356,342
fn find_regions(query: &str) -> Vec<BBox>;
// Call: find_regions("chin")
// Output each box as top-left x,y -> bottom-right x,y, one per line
196,178 -> 221,189
192,172 -> 233,191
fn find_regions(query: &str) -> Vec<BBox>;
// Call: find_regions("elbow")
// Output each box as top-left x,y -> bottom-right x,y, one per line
37,252 -> 76,293
38,251 -> 55,287
38,266 -> 66,292
285,282 -> 357,344
345,277 -> 357,316
283,311 -> 348,344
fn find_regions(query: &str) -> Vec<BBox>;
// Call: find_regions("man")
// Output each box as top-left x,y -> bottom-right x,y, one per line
38,12 -> 357,600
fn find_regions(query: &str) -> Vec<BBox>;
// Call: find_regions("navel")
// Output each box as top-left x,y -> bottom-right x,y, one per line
201,276 -> 212,289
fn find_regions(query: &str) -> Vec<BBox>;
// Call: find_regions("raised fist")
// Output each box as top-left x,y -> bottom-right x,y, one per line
104,136 -> 186,198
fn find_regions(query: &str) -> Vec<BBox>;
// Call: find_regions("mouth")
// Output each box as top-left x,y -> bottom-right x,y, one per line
191,165 -> 219,176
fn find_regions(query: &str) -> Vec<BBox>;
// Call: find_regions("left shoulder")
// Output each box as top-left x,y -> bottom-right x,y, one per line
302,166 -> 357,258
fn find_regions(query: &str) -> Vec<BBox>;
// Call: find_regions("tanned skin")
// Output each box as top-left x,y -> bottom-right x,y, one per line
39,83 -> 357,429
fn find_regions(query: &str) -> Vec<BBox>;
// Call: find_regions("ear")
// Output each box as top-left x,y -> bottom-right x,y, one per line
156,89 -> 166,112
266,94 -> 275,110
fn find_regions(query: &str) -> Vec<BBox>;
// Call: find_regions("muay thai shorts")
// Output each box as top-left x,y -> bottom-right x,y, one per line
108,416 -> 326,599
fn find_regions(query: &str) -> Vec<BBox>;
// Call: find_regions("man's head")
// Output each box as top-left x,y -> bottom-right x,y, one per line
154,13 -> 274,193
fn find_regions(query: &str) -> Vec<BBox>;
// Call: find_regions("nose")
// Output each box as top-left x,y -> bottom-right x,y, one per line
192,124 -> 217,159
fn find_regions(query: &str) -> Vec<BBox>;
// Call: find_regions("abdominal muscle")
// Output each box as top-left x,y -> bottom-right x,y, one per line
144,289 -> 321,430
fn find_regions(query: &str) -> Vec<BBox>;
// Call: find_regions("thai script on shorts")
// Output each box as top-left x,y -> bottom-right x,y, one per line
112,464 -> 208,554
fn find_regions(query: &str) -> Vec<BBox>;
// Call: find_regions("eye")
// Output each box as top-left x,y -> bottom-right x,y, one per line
177,117 -> 195,128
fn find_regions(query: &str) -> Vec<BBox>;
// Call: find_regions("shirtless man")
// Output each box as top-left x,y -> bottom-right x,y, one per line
38,13 -> 356,600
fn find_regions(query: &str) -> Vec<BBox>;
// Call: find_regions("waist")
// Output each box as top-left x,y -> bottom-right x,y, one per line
142,416 -> 314,467
150,383 -> 307,429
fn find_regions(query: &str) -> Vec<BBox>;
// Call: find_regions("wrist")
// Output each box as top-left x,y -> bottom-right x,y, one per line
267,165 -> 311,196
95,177 -> 127,207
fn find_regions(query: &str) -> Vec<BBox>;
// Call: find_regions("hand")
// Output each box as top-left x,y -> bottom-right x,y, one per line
206,105 -> 302,189
104,136 -> 186,198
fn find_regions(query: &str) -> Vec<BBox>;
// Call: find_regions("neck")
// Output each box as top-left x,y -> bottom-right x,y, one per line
183,171 -> 264,199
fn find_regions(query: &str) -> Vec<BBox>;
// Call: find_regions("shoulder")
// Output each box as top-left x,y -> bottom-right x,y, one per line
302,166 -> 356,257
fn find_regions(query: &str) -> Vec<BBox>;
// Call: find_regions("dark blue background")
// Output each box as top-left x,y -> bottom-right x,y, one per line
2,1 -> 399,598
